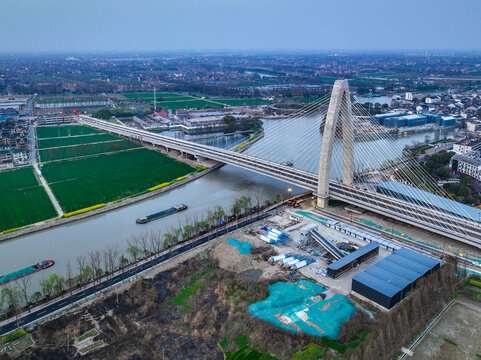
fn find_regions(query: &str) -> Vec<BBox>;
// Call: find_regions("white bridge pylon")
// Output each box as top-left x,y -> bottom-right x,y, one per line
317,79 -> 354,208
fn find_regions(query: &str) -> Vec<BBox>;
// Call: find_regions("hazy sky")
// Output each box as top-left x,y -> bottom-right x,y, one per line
1,0 -> 480,53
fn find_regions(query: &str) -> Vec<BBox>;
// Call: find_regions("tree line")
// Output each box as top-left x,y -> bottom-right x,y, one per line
0,193 -> 284,323
340,256 -> 461,360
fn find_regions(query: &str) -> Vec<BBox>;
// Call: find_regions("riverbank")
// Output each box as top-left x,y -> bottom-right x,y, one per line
0,162 -> 222,243
0,127 -> 266,243
0,190 -> 312,336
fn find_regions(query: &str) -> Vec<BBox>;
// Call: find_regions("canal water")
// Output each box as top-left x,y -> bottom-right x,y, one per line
0,119 -> 452,292
0,131 -> 299,292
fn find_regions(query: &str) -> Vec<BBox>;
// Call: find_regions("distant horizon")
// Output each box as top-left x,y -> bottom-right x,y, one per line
1,49 -> 481,57
1,0 -> 480,54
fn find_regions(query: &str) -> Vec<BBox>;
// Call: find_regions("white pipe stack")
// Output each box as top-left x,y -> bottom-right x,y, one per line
270,254 -> 287,262
280,256 -> 296,265
259,235 -> 275,244
292,260 -> 308,269
285,259 -> 300,268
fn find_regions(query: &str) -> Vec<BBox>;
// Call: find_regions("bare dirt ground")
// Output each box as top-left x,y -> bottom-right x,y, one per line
411,299 -> 481,360
2,222 -> 320,360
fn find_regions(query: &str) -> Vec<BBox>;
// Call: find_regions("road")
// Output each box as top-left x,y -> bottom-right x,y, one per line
77,115 -> 481,249
0,213 -> 270,336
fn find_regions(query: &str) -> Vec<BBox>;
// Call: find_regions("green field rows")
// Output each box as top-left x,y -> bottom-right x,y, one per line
39,140 -> 138,162
123,92 -> 189,100
0,167 -> 57,231
36,125 -> 100,139
122,92 -> 273,109
0,166 -> 39,192
42,148 -> 195,212
217,99 -> 272,106
38,133 -> 120,149
153,99 -> 220,109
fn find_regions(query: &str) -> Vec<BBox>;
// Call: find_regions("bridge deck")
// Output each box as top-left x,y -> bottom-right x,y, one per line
77,115 -> 481,249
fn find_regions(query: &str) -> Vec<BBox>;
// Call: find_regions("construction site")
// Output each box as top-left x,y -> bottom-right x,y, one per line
2,196 -> 476,359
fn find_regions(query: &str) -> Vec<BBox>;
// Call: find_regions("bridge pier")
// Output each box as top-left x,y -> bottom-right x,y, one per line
317,79 -> 354,208
195,155 -> 206,163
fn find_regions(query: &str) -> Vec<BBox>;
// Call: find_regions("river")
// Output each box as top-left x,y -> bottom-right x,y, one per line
0,119 -> 452,292
0,131 -> 300,292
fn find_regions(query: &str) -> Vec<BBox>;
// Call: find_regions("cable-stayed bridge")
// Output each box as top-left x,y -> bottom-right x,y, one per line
77,80 -> 481,249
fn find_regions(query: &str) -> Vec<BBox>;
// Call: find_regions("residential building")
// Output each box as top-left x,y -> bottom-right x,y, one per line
453,139 -> 481,155
450,153 -> 481,182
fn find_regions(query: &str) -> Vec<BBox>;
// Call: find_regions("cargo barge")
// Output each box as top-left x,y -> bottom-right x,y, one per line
0,260 -> 55,285
136,204 -> 188,224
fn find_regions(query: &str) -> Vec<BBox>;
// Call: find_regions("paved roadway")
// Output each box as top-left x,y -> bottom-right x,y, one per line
77,115 -> 481,249
0,214 -> 269,336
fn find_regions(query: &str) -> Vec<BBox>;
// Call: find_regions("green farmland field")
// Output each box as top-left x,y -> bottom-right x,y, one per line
39,140 -> 138,162
122,92 -> 272,109
0,167 -> 56,231
123,92 -> 191,100
42,148 -> 195,212
36,125 -> 100,139
217,98 -> 272,106
0,166 -> 38,192
154,99 -> 220,109
38,133 -> 120,149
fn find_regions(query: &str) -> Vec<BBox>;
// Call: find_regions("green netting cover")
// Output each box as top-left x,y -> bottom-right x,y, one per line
227,238 -> 253,255
0,266 -> 36,283
248,279 -> 356,339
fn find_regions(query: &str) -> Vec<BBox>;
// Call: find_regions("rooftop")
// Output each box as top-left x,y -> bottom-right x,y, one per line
327,242 -> 379,271
377,181 -> 481,222
353,248 -> 441,298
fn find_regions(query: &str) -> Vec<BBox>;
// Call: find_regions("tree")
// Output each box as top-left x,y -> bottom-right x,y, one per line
223,115 -> 236,131
82,265 -> 94,282
1,286 -> 22,328
51,274 -> 66,295
213,206 -> 225,224
172,227 -> 182,244
231,198 -> 243,222
149,230 -> 163,254
163,232 -> 174,249
15,278 -> 31,309
31,291 -> 42,304
119,255 -> 129,269
437,167 -> 450,180
182,224 -> 194,241
460,175 -> 472,187
40,277 -> 54,298
239,196 -> 252,215
76,255 -> 87,284
459,187 -> 470,198
126,245 -> 142,263
66,261 -> 74,290
104,245 -> 120,275
1,286 -> 22,312
88,250 -> 103,281
94,108 -> 113,119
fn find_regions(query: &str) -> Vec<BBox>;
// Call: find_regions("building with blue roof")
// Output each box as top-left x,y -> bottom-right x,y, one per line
388,254 -> 431,275
352,248 -> 441,309
364,265 -> 412,296
377,181 -> 481,223
327,242 -> 379,278
374,259 -> 420,283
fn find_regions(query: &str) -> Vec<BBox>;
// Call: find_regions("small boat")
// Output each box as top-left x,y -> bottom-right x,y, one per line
0,260 -> 55,285
136,204 -> 188,224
